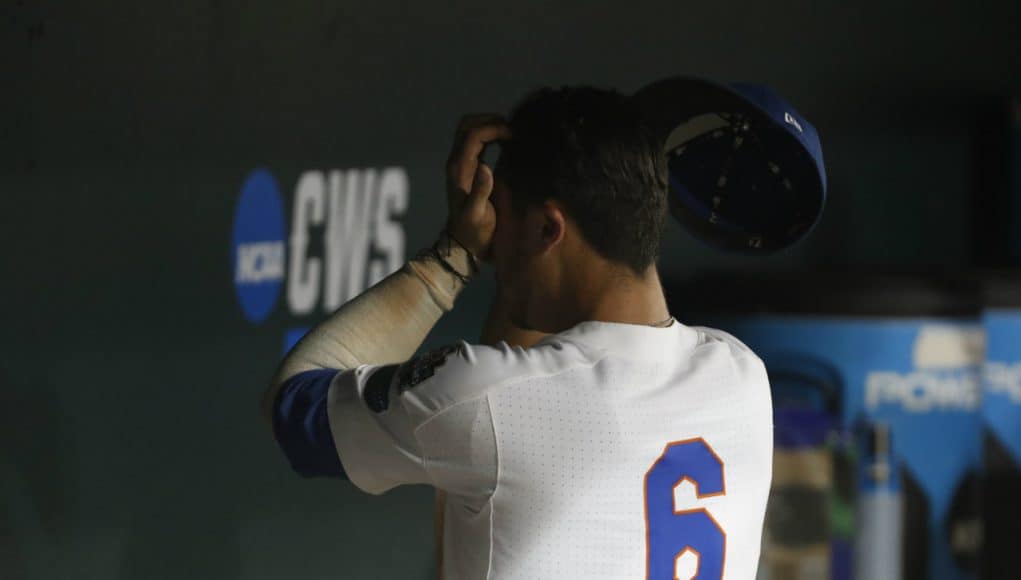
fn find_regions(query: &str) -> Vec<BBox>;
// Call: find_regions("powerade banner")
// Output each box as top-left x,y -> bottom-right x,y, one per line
981,308 -> 1021,578
722,316 -> 983,580
231,167 -> 409,351
983,309 -> 1021,459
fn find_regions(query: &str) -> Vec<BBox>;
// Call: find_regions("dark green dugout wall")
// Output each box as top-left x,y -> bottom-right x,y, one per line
1,2 -> 1018,578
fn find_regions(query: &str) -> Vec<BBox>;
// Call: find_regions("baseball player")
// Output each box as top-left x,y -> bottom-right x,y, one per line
263,86 -> 773,579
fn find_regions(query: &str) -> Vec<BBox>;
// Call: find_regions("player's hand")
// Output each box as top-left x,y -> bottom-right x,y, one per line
445,114 -> 511,258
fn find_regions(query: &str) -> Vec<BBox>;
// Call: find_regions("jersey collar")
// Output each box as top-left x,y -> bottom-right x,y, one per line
538,317 -> 700,361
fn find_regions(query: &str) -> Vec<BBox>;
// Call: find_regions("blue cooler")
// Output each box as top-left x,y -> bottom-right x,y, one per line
672,273 -> 984,580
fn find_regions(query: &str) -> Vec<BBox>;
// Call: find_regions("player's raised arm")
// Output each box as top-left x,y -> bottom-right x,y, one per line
261,115 -> 509,479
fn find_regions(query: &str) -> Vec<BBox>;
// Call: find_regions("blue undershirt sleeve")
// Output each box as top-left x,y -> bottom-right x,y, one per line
272,368 -> 348,478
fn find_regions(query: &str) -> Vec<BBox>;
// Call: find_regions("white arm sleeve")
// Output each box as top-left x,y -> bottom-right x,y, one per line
271,234 -> 476,384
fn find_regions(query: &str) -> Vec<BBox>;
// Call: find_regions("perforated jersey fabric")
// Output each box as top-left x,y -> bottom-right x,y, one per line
327,319 -> 773,579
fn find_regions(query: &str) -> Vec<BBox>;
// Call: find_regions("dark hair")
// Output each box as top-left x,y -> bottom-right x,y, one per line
496,86 -> 668,275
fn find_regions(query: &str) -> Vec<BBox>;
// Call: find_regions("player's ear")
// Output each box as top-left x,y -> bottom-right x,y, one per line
535,200 -> 566,253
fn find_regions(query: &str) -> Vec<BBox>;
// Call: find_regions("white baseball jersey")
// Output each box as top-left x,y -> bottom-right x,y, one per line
327,319 -> 773,579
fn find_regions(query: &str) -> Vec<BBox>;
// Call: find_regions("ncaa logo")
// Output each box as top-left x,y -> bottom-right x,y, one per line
232,169 -> 286,323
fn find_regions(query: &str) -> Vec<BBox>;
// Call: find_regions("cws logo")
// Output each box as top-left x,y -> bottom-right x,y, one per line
865,326 -> 984,413
232,167 -> 408,326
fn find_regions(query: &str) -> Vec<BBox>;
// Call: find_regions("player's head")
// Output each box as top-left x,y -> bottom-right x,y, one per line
491,86 -> 669,332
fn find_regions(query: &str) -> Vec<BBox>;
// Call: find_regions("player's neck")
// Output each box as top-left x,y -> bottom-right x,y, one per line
569,262 -> 671,328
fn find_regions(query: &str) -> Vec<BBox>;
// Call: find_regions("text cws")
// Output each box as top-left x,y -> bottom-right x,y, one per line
232,167 -> 409,323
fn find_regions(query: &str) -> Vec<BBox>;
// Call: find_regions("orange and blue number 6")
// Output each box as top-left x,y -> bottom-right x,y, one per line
644,438 -> 726,579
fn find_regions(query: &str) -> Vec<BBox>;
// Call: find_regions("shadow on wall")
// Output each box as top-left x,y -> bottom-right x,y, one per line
0,379 -> 75,578
116,501 -> 241,580
0,377 -> 244,580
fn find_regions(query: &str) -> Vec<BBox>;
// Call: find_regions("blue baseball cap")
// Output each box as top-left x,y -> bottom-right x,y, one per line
634,77 -> 827,254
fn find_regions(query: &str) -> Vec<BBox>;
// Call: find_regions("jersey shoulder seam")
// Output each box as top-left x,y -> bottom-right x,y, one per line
693,326 -> 764,363
484,393 -> 498,580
